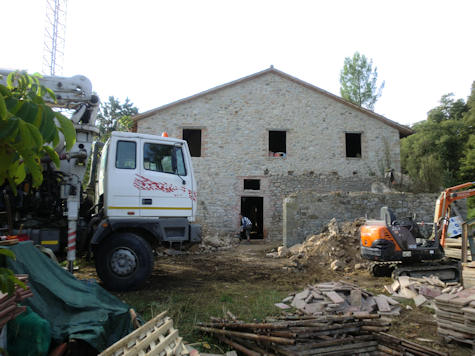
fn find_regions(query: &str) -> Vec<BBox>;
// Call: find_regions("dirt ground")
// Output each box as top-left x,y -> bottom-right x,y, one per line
78,240 -> 472,355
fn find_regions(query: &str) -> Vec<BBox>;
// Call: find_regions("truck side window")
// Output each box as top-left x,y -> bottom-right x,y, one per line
144,143 -> 186,176
116,141 -> 136,169
175,147 -> 187,176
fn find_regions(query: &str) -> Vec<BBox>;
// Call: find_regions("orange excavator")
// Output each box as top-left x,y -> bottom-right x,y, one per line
360,182 -> 475,281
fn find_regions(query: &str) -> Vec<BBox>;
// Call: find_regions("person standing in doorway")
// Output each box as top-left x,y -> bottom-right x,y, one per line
239,214 -> 252,243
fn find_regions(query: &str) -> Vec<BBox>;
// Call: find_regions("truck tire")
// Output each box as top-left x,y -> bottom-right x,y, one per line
94,232 -> 154,291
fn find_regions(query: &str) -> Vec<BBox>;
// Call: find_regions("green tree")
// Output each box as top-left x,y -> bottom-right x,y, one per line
0,71 -> 76,193
401,89 -> 472,192
460,82 -> 475,218
96,96 -> 138,142
339,52 -> 385,110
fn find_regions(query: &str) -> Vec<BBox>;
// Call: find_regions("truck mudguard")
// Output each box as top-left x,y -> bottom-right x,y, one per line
90,217 -> 199,246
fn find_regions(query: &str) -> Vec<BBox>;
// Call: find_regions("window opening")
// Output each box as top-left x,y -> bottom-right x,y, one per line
183,129 -> 202,157
345,133 -> 362,158
115,141 -> 136,169
244,179 -> 260,190
144,143 -> 186,176
269,130 -> 286,157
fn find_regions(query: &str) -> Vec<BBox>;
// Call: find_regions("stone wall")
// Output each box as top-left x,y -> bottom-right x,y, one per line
265,174 -> 375,240
283,191 -> 440,247
136,70 -> 405,240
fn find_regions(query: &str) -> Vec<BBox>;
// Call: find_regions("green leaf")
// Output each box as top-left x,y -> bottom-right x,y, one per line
17,119 -> 32,150
6,72 -> 15,89
25,122 -> 43,149
5,97 -> 23,115
52,129 -> 59,149
0,117 -> 20,140
45,87 -> 56,102
55,113 -> 76,150
0,267 -> 26,295
23,154 -> 42,187
11,161 -> 26,185
0,151 -> 12,168
39,107 -> 57,143
0,92 -> 7,120
0,248 -> 16,260
16,101 -> 38,124
0,84 -> 10,97
43,145 -> 60,167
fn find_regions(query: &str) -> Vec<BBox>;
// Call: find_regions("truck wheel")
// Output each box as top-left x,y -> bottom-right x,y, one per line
94,232 -> 153,291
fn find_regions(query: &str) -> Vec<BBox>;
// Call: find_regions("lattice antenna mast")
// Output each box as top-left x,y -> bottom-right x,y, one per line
43,0 -> 68,76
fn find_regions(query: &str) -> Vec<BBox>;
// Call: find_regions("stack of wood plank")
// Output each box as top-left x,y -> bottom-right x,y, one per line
276,280 -> 401,317
197,315 -> 446,355
435,287 -> 475,348
99,311 -> 188,356
0,274 -> 32,328
444,238 -> 472,261
462,262 -> 475,288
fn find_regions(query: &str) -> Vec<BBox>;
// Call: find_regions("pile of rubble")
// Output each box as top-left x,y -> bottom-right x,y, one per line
267,218 -> 367,271
384,275 -> 467,309
155,235 -> 237,256
275,280 -> 401,317
383,275 -> 475,347
198,234 -> 237,251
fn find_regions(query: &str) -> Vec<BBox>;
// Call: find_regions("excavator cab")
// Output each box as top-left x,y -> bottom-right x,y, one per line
360,207 -> 443,263
360,182 -> 475,282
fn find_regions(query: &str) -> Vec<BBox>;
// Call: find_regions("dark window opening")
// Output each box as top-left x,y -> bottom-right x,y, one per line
241,196 -> 264,239
346,133 -> 362,158
269,130 -> 286,155
244,179 -> 260,190
183,129 -> 202,157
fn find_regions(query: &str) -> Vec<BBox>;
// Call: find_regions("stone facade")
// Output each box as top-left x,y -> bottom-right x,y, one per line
134,68 -> 411,240
283,191 -> 440,247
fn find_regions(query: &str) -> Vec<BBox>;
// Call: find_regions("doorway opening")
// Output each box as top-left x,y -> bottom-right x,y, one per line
241,196 -> 263,239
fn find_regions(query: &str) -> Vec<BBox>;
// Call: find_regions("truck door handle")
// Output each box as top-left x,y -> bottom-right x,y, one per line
142,199 -> 152,205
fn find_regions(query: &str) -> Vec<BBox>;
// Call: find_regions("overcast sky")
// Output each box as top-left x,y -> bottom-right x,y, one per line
3,0 -> 475,126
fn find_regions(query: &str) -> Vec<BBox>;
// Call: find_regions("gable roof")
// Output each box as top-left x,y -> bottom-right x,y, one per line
133,67 -> 413,137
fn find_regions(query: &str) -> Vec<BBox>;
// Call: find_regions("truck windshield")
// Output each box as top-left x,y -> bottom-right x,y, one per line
144,143 -> 186,176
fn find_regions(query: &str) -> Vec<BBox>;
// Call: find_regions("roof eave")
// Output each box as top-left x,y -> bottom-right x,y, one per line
133,67 -> 413,137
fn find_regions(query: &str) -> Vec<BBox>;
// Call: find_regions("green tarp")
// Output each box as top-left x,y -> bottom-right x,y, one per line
5,241 -> 134,352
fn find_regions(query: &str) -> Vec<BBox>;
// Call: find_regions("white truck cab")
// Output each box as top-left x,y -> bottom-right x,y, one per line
91,131 -> 201,290
98,131 -> 197,220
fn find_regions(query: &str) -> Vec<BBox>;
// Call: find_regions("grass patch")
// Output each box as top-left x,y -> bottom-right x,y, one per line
116,281 -> 289,347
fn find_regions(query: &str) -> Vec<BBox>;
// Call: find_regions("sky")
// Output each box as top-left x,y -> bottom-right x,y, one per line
2,0 -> 475,126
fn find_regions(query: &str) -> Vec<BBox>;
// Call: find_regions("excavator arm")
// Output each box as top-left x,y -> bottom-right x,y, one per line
435,182 -> 475,247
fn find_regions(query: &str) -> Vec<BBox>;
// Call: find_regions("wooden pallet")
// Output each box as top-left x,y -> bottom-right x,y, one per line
462,262 -> 475,288
99,311 -> 188,356
445,239 -> 472,261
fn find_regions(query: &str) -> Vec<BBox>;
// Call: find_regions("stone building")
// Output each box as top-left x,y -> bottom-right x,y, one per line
133,67 -> 412,241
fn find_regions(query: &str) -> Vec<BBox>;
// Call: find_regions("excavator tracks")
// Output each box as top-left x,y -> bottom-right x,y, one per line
370,260 -> 461,283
